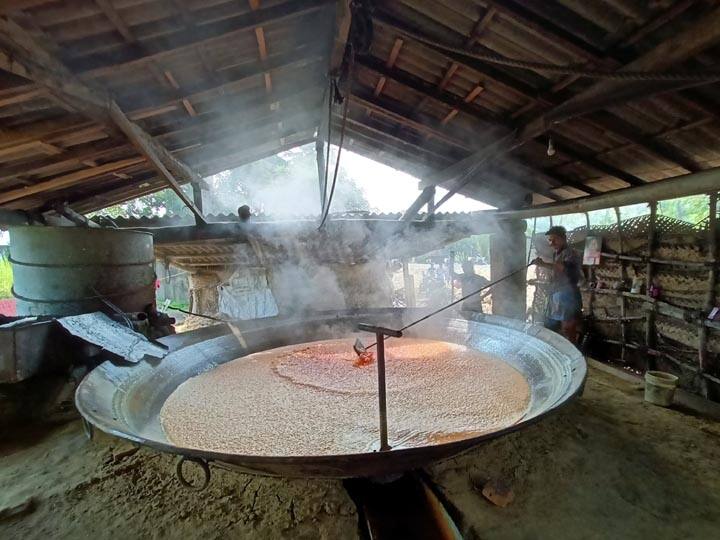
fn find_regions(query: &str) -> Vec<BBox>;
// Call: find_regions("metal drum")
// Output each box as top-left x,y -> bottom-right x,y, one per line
76,309 -> 586,478
9,226 -> 155,316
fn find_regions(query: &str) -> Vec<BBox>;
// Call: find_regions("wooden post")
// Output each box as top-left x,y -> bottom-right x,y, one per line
615,207 -> 627,362
448,250 -> 455,303
191,182 -> 204,226
585,212 -> 596,339
645,201 -> 658,369
427,188 -> 436,216
402,258 -> 416,308
699,193 -> 718,392
490,220 -> 527,319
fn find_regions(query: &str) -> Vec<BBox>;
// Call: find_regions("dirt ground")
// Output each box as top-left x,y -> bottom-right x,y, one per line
1,366 -> 720,539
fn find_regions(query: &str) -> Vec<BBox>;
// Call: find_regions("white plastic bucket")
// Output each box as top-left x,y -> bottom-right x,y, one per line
644,370 -> 679,407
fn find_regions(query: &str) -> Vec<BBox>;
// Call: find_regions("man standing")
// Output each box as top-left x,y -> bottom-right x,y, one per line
532,226 -> 582,343
453,260 -> 490,313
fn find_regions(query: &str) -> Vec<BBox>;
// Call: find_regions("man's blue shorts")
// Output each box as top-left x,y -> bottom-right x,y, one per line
548,287 -> 581,322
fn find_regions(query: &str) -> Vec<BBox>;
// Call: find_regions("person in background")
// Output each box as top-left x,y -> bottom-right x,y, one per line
238,205 -> 251,223
453,260 -> 490,313
532,225 -> 582,344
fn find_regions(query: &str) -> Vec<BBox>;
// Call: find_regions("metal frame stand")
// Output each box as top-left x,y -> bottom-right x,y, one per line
357,323 -> 403,452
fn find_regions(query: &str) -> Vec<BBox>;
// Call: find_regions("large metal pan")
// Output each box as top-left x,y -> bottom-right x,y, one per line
76,309 -> 586,478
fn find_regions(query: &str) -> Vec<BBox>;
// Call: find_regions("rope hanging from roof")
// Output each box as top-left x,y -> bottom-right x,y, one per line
394,25 -> 720,82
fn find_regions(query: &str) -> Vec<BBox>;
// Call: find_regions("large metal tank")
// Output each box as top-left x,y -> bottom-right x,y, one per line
9,226 -> 155,316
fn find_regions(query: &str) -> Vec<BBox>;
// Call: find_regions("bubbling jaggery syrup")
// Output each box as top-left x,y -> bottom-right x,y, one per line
160,337 -> 531,456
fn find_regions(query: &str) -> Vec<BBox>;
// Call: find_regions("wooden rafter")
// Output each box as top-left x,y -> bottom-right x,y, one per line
0,46 -> 324,156
124,45 -> 325,118
0,1 -> 58,14
93,0 -> 181,102
466,6 -> 496,46
249,0 -> 273,93
373,37 -> 404,97
520,5 -> 720,140
66,0 -> 332,76
348,88 -> 574,199
379,11 -> 706,179
355,56 -> 604,193
0,15 -> 206,221
329,0 -> 351,74
440,83 -> 484,125
0,156 -> 145,205
377,5 -> 720,210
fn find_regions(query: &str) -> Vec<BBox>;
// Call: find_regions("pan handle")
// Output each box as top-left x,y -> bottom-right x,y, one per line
176,456 -> 211,491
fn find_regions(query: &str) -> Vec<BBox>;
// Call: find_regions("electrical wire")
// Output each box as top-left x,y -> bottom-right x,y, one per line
320,79 -> 333,211
395,25 -> 720,82
318,45 -> 355,229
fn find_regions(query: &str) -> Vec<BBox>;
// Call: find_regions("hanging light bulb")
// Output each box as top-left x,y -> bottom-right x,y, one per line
547,137 -> 556,157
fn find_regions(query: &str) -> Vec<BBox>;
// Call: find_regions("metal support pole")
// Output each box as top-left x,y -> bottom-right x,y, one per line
357,323 -> 403,452
376,331 -> 390,452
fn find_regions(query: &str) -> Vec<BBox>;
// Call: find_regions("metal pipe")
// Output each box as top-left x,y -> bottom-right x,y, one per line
357,323 -> 403,451
376,330 -> 390,452
491,167 -> 720,219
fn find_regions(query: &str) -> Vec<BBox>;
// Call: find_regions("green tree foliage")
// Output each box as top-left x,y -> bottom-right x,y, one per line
97,187 -> 192,219
96,144 -> 372,218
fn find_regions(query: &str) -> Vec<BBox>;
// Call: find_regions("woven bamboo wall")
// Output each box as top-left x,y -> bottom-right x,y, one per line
532,209 -> 720,401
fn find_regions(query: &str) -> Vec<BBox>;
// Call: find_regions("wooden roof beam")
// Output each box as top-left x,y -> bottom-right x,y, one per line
0,140 -> 129,180
401,5 -> 720,212
373,37 -> 404,97
356,58 -> 597,195
547,133 -> 644,188
67,0 -> 333,76
0,1 -> 59,14
440,83 -> 484,125
466,7 -> 496,46
357,55 -> 501,126
522,6 -> 720,140
348,91 -> 566,200
249,0 -> 273,93
124,45 -> 325,117
0,15 -> 206,221
0,156 -> 145,205
350,91 -> 472,151
180,116 -> 318,165
94,0 -> 134,42
155,89 -> 323,146
329,0 -> 351,75
375,10 -> 707,180
341,113 -> 454,165
193,131 -> 317,177
585,112 -> 703,173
